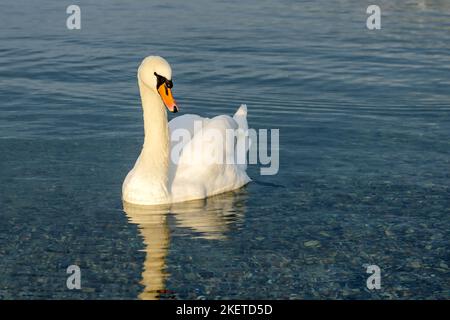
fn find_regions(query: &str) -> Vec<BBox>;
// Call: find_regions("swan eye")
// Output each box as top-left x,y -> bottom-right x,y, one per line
154,72 -> 165,89
154,72 -> 173,89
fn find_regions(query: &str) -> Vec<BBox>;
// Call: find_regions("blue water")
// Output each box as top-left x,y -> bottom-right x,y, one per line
0,0 -> 449,299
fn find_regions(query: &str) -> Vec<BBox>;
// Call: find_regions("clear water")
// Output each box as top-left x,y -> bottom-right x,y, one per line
0,0 -> 449,299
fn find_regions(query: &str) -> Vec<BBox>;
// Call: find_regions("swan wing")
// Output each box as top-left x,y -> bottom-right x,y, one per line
169,106 -> 250,203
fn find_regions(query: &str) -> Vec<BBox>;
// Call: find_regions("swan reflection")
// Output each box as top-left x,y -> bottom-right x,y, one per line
123,188 -> 248,300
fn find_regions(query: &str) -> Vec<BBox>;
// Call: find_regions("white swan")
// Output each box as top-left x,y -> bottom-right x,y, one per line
122,56 -> 251,205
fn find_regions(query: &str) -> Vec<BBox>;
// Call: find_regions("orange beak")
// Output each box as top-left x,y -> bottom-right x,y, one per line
158,83 -> 178,113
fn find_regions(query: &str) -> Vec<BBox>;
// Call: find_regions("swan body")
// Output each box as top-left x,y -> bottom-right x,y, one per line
122,56 -> 251,205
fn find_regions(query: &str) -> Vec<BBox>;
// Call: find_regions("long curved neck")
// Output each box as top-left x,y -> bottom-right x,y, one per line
137,79 -> 170,200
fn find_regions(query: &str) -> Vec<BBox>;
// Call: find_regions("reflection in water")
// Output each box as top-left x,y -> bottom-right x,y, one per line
123,202 -> 170,300
123,188 -> 248,299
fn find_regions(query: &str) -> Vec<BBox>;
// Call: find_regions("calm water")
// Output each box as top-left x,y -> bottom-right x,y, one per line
0,0 -> 449,299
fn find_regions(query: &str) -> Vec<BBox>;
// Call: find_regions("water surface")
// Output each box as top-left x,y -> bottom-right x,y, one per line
0,0 -> 449,299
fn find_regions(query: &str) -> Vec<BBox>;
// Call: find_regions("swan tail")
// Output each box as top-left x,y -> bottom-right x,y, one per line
233,104 -> 250,171
233,104 -> 248,129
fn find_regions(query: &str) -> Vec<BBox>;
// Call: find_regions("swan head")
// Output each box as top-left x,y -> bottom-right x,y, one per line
138,56 -> 178,113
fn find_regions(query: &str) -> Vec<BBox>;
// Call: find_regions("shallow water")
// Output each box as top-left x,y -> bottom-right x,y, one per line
0,0 -> 449,299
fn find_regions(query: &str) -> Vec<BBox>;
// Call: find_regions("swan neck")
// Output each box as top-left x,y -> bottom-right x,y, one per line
138,79 -> 170,197
140,84 -> 168,146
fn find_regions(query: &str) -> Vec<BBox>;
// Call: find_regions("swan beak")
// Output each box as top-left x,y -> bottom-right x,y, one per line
158,84 -> 178,113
